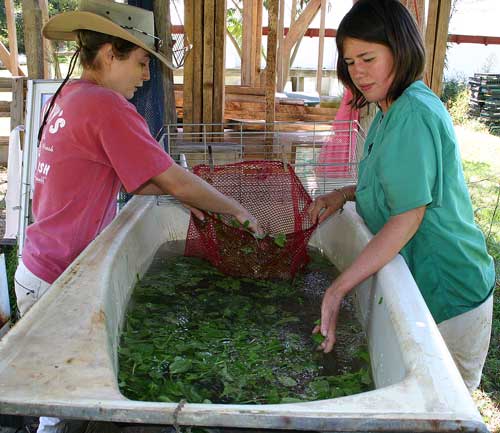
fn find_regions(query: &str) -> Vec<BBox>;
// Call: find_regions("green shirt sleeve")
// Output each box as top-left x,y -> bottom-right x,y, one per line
379,112 -> 443,215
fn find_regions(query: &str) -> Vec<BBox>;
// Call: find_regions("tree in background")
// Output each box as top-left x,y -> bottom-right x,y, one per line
0,0 -> 23,53
0,0 -> 77,58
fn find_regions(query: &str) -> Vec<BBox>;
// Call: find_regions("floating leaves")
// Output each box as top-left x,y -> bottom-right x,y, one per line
118,254 -> 372,404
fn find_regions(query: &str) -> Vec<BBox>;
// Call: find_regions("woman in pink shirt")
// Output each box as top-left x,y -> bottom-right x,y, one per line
16,0 -> 258,317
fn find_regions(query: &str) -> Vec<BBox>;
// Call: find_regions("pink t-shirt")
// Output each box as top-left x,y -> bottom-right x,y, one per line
22,80 -> 173,283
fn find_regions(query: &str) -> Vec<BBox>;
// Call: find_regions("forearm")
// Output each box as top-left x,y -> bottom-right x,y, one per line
151,164 -> 245,216
334,206 -> 425,294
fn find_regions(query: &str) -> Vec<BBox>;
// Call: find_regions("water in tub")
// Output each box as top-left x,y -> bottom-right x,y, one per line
118,241 -> 373,404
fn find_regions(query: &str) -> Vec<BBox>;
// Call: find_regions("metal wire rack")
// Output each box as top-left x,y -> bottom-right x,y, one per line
157,121 -> 365,205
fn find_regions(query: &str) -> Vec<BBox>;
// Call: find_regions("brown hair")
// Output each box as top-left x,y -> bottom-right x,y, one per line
76,29 -> 138,70
336,0 -> 425,109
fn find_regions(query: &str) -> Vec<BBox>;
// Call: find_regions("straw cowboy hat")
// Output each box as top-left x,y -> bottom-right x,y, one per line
42,0 -> 175,69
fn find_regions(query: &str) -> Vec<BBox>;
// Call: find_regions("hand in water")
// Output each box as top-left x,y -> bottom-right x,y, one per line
312,281 -> 347,353
235,210 -> 263,237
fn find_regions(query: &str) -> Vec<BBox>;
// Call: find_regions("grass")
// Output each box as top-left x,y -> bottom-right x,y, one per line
457,123 -> 500,432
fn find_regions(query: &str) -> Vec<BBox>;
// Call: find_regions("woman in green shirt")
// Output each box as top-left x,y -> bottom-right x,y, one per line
309,0 -> 495,391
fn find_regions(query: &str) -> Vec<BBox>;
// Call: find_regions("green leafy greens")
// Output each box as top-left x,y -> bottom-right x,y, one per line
118,251 -> 372,404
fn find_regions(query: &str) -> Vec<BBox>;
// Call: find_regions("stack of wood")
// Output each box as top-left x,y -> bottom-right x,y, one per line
469,73 -> 500,133
174,84 -> 338,125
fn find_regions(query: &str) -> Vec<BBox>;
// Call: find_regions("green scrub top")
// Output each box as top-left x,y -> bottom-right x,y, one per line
356,80 -> 495,323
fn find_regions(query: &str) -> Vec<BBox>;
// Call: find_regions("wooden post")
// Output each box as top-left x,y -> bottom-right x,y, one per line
202,0 -> 215,132
276,0 -> 285,91
265,0 -> 278,157
254,1 -> 263,87
242,0 -> 263,87
212,0 -> 226,129
183,0 -> 194,131
183,0 -> 225,136
38,0 -> 51,78
316,0 -> 326,94
424,0 -> 438,87
183,0 -> 204,130
153,0 -> 177,126
242,0 -> 252,86
22,0 -> 44,78
11,77 -> 26,133
425,0 -> 451,96
193,2 -> 203,125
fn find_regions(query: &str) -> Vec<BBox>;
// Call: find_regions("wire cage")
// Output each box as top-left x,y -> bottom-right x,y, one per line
159,120 -> 365,204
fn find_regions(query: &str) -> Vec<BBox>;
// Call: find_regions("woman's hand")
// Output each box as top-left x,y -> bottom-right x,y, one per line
312,280 -> 349,353
312,205 -> 427,353
234,209 -> 262,236
308,190 -> 346,224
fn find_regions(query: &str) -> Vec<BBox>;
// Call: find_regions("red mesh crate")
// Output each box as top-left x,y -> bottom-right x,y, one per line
184,160 -> 318,279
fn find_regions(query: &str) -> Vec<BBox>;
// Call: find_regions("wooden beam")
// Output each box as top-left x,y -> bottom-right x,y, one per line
282,0 -> 321,60
173,24 -> 500,46
281,0 -> 321,89
316,0 -> 326,94
0,43 -> 12,74
22,0 -> 44,78
5,0 -> 20,76
291,0 -> 298,25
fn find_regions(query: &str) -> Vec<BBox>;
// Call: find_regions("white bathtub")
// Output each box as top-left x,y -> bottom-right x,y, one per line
0,196 -> 487,432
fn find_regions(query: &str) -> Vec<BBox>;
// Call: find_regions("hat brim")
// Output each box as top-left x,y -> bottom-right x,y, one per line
43,11 -> 175,70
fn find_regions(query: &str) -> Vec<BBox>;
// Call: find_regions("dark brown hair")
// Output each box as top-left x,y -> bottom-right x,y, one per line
336,0 -> 425,109
76,30 -> 138,70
